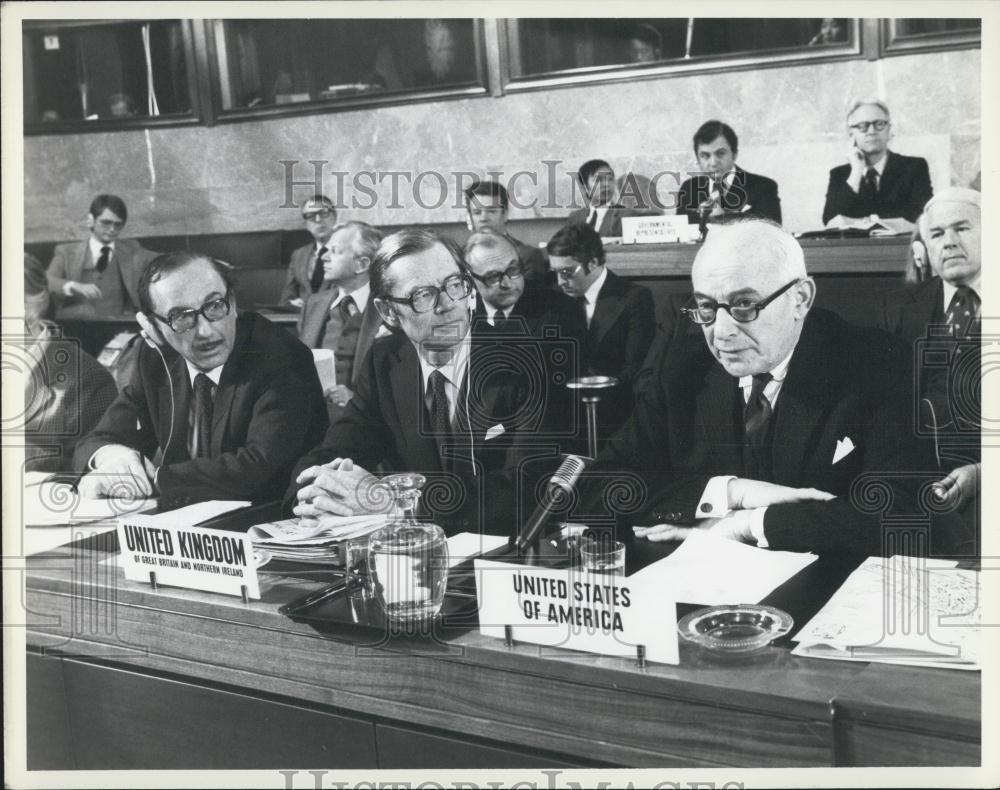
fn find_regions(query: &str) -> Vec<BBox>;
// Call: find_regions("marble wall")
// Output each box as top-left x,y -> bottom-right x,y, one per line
23,48 -> 980,242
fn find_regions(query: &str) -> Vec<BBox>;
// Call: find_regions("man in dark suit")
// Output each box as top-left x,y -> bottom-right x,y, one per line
676,120 -> 782,225
279,194 -> 338,309
74,252 -> 328,505
464,179 -> 547,284
547,223 -> 655,442
46,194 -> 157,320
290,229 -> 560,537
594,217 -> 969,557
566,159 -> 659,237
297,221 -> 386,416
822,98 -> 932,225
881,188 -> 981,527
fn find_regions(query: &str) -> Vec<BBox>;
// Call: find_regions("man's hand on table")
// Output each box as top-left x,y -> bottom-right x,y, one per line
294,458 -> 393,519
78,444 -> 156,499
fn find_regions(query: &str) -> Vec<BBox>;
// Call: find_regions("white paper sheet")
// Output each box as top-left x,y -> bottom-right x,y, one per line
626,530 -> 817,605
139,500 -> 251,527
446,532 -> 508,568
21,479 -> 155,527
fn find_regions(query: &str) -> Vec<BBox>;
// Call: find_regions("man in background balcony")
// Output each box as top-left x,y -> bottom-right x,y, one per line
464,179 -> 547,284
46,193 -> 156,321
279,194 -> 338,310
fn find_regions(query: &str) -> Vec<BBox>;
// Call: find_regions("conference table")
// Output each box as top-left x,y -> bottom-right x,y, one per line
22,502 -> 980,771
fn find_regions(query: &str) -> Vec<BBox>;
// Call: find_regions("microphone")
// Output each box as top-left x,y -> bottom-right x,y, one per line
516,454 -> 590,552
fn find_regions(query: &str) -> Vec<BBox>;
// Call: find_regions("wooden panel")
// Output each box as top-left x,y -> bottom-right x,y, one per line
375,724 -> 586,769
61,659 -> 378,769
835,721 -> 980,767
26,652 -> 75,770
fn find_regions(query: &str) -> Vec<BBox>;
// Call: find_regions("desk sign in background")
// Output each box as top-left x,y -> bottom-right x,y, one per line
474,559 -> 679,665
117,517 -> 260,599
619,214 -> 693,244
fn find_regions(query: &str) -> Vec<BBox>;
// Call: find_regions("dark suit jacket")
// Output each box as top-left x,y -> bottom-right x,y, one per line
25,332 -> 118,473
585,271 -> 655,438
676,167 -> 783,224
46,238 -> 155,319
74,312 -> 329,505
285,329 -> 563,536
881,276 -> 979,459
566,204 -> 660,237
509,235 -> 549,284
279,242 -> 323,307
593,308 -> 972,556
297,289 -> 383,388
822,151 -> 932,225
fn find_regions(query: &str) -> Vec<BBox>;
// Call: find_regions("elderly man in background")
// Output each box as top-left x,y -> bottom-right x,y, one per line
822,98 -> 932,225
881,187 -> 981,526
280,194 -> 339,310
75,252 -> 328,505
592,217 -> 970,557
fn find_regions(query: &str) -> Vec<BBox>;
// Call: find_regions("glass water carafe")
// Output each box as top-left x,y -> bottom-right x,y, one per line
367,473 -> 449,625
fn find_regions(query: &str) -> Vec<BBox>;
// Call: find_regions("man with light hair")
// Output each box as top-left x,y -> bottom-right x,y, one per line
881,187 -> 981,528
822,97 -> 932,225
591,216 -> 971,557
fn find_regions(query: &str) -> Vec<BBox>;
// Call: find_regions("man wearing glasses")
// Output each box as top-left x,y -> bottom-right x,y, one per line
279,194 -> 338,309
46,193 -> 156,320
74,252 -> 328,504
463,179 -> 547,284
289,229 -> 555,536
822,97 -> 933,225
596,218 -> 969,556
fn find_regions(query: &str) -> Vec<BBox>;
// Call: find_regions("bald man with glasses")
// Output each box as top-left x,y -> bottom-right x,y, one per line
590,217 -> 971,557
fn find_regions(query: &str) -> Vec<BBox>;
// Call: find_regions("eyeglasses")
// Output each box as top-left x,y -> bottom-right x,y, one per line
682,279 -> 800,325
382,274 -> 473,314
552,262 -> 585,280
152,293 -> 232,333
302,208 -> 335,221
469,262 -> 525,288
97,219 -> 125,230
849,120 -> 890,133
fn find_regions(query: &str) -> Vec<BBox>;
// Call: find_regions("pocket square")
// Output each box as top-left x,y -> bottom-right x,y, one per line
485,424 -> 505,441
832,437 -> 855,464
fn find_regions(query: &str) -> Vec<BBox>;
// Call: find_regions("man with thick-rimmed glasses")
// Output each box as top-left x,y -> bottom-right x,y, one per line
592,217 -> 971,557
279,193 -> 339,309
75,251 -> 328,504
288,229 -> 564,537
822,97 -> 933,225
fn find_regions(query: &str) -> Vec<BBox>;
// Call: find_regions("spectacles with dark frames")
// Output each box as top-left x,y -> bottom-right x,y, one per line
469,261 -> 526,288
552,262 -> 585,280
682,279 -> 800,325
849,120 -> 890,133
382,274 -> 474,314
152,293 -> 232,333
302,208 -> 335,221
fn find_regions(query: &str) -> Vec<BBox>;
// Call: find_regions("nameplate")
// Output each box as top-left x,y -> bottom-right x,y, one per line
619,214 -> 692,244
474,560 -> 678,665
117,517 -> 260,599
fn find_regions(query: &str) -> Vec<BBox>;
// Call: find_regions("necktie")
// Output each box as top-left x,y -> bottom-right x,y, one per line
587,208 -> 598,229
193,373 -> 214,459
743,373 -> 773,478
309,246 -> 327,293
96,246 -> 111,273
945,286 -> 980,338
576,296 -> 589,329
339,294 -> 358,321
428,370 -> 451,456
859,168 -> 878,210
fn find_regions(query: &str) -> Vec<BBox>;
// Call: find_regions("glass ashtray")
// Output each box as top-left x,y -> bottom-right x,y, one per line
253,549 -> 272,569
677,604 -> 793,653
566,375 -> 618,390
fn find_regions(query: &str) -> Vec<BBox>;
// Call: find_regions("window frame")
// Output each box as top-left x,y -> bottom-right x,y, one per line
22,18 -> 206,135
879,17 -> 982,56
201,18 -> 492,125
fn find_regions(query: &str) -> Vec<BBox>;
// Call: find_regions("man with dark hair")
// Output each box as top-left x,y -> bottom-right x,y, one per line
628,23 -> 663,63
46,193 -> 157,320
75,252 -> 328,504
566,159 -> 660,236
823,98 -> 932,225
289,228 -> 560,536
677,121 -> 782,225
592,217 -> 969,557
464,179 -> 547,282
280,194 -> 338,309
547,222 -> 654,440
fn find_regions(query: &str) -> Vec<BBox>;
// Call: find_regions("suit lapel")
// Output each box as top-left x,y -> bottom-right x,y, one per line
697,363 -> 743,471
390,341 -> 443,472
351,296 -> 382,385
159,352 -> 190,464
209,315 -> 254,456
298,286 -> 337,346
589,272 -> 625,351
880,151 -> 900,198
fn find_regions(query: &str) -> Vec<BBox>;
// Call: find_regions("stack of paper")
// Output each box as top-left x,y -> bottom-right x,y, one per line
248,514 -> 390,565
792,555 -> 981,670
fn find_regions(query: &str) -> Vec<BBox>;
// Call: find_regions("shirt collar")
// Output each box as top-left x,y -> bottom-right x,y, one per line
89,237 -> 115,259
869,153 -> 889,177
582,266 -> 608,306
942,275 -> 982,312
330,281 -> 370,312
738,348 -> 794,391
184,362 -> 224,388
714,169 -> 737,190
416,330 -> 472,393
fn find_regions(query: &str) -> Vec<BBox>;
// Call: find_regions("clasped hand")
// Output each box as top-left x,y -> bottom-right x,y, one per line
294,458 -> 392,520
